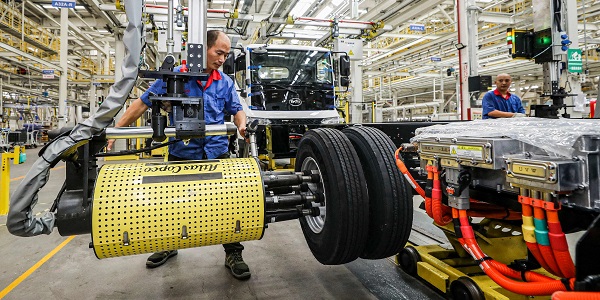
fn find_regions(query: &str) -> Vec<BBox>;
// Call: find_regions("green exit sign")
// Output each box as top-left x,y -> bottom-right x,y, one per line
568,49 -> 582,73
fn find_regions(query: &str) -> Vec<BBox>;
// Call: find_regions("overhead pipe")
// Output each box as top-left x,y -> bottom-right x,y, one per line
268,17 -> 392,31
131,4 -> 387,31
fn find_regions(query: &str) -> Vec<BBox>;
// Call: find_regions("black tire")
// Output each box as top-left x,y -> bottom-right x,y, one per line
450,277 -> 485,300
295,128 -> 369,265
398,246 -> 420,276
343,126 -> 413,259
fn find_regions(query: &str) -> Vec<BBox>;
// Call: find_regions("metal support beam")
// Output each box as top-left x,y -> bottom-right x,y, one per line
457,0 -> 469,120
350,60 -> 362,123
467,0 -> 480,113
566,0 -> 584,117
59,8 -> 68,128
0,42 -> 62,72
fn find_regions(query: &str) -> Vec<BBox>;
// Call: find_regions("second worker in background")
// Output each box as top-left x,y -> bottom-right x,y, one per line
482,73 -> 526,119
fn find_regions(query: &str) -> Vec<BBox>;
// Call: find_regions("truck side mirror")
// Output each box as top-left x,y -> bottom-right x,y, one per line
339,55 -> 350,77
223,53 -> 235,75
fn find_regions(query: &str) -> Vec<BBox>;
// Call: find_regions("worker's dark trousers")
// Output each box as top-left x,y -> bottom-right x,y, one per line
168,152 -> 245,254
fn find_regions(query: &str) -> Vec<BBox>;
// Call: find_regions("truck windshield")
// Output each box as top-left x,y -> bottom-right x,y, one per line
248,49 -> 335,111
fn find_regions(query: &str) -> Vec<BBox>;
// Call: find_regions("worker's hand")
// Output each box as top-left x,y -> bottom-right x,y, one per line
160,101 -> 173,113
512,113 -> 527,118
106,139 -> 115,151
238,125 -> 247,138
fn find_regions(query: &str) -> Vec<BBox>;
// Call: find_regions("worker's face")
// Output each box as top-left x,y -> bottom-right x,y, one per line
495,75 -> 512,93
206,33 -> 231,72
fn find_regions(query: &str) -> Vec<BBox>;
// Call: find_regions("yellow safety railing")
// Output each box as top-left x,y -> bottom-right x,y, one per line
0,1 -> 60,53
0,1 -> 103,78
1,146 -> 25,215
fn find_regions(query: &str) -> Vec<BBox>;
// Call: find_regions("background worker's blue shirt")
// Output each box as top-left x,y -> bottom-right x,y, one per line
481,89 -> 525,119
140,67 -> 243,159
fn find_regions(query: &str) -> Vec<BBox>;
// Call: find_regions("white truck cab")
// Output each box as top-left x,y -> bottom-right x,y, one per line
224,44 -> 350,161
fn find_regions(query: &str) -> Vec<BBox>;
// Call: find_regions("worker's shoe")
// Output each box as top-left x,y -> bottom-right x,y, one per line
146,250 -> 178,268
225,251 -> 251,280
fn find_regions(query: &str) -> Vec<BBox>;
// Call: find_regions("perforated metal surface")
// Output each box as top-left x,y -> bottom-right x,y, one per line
92,158 -> 265,259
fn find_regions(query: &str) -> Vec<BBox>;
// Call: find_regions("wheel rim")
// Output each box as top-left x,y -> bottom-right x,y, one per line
301,157 -> 326,234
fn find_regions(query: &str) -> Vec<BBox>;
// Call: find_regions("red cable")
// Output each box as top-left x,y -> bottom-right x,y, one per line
425,165 -> 433,218
533,206 -> 564,277
552,291 -> 600,300
522,202 -> 552,272
394,148 -> 425,198
546,210 -> 576,278
431,166 -> 452,225
457,209 -> 574,296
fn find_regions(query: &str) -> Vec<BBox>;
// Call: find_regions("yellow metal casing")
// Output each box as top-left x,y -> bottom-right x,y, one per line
92,158 -> 265,259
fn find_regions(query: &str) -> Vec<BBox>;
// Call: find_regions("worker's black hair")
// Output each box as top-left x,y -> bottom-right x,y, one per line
207,30 -> 221,49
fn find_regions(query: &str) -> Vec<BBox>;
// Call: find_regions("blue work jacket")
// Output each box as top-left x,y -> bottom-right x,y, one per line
482,89 -> 525,119
140,67 -> 243,159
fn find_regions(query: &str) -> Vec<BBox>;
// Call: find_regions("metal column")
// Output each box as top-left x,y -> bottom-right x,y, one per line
466,0 -> 480,111
457,0 -> 469,120
89,81 -> 96,115
113,33 -> 127,151
188,0 -> 208,69
59,8 -> 68,128
350,60 -> 363,123
565,0 -> 583,117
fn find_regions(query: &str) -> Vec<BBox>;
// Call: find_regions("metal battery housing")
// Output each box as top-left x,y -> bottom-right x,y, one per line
413,119 -> 600,211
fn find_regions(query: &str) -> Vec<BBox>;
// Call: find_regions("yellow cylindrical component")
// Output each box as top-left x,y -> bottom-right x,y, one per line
521,215 -> 537,243
231,8 -> 239,19
92,158 -> 265,259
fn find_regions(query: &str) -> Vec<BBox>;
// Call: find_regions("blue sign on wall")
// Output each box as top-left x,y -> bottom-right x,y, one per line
430,57 -> 442,62
52,0 -> 76,8
409,24 -> 426,32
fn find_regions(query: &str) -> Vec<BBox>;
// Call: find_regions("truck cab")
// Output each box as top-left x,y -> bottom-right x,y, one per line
225,44 -> 350,164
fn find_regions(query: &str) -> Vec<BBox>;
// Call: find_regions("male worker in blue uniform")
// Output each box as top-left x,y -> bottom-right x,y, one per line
107,30 -> 250,280
482,73 -> 526,119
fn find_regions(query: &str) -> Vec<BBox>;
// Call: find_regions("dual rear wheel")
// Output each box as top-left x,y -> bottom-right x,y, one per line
295,127 -> 413,264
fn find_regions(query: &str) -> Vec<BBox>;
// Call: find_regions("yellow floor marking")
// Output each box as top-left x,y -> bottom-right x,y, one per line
0,235 -> 75,298
9,165 -> 65,182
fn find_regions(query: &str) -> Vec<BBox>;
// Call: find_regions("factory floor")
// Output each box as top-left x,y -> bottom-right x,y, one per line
1,147 -> 445,300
